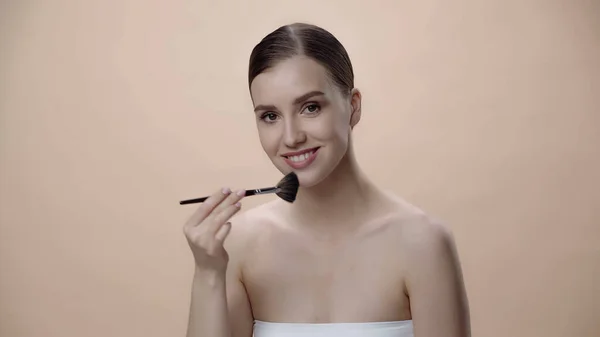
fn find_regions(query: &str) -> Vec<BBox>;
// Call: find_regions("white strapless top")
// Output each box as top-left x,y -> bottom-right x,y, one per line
253,320 -> 413,337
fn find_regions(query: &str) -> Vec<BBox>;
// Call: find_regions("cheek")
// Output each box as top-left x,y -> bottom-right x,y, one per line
330,113 -> 352,144
309,113 -> 350,150
257,126 -> 281,155
334,126 -> 350,150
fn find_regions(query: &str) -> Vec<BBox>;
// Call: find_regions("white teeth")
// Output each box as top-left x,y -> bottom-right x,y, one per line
289,151 -> 313,162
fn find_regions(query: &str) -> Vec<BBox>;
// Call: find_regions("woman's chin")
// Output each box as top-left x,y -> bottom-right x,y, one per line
294,169 -> 328,189
273,161 -> 330,189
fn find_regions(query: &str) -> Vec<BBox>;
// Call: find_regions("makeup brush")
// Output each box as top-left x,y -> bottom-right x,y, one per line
179,172 -> 299,205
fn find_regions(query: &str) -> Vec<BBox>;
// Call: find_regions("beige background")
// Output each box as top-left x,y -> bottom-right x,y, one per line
1,0 -> 599,336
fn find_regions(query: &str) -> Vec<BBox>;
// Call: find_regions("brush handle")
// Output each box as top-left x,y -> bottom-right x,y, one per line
179,187 -> 280,205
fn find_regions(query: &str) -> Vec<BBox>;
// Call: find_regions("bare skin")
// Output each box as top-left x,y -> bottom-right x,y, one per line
185,55 -> 470,337
221,180 -> 470,337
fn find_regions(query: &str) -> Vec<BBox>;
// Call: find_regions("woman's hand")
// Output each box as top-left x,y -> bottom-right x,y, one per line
183,187 -> 245,276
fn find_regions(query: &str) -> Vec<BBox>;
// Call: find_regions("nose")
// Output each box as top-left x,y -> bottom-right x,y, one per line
283,117 -> 306,148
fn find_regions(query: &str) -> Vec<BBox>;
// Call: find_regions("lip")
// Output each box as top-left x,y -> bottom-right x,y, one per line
281,147 -> 320,157
281,147 -> 320,170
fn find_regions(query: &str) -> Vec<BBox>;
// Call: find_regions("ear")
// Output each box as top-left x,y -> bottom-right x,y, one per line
349,88 -> 362,129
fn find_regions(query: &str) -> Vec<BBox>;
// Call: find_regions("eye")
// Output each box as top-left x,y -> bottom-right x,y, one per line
303,103 -> 321,114
260,112 -> 279,123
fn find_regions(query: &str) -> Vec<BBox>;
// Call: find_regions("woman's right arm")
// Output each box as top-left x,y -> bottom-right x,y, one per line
186,265 -> 253,337
183,188 -> 254,337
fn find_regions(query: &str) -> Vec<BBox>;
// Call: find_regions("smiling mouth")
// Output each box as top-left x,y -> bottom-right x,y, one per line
281,147 -> 320,169
286,151 -> 314,162
282,147 -> 320,161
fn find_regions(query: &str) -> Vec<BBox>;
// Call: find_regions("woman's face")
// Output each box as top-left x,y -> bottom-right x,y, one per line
250,55 -> 361,187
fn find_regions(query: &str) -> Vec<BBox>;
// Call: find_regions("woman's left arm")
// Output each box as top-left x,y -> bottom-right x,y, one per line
405,220 -> 471,337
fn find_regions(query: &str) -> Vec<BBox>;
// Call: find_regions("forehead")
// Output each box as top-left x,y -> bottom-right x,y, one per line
250,56 -> 334,105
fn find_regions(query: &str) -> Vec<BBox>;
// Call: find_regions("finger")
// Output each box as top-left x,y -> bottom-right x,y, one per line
185,187 -> 231,230
206,202 -> 242,234
203,189 -> 245,224
211,189 -> 246,216
214,222 -> 232,243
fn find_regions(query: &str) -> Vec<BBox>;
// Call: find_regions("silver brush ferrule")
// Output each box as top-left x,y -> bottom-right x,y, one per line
253,187 -> 280,195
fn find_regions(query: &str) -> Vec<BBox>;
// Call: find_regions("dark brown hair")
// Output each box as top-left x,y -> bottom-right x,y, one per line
248,23 -> 354,96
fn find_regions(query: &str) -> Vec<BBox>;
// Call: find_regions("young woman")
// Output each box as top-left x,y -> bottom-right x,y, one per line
183,23 -> 471,337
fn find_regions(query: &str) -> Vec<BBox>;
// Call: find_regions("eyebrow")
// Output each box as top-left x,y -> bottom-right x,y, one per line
253,90 -> 325,113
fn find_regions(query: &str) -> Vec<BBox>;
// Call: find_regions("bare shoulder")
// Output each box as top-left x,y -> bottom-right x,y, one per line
382,194 -> 456,257
223,199 -> 280,257
384,194 -> 471,336
219,202 -> 277,337
383,195 -> 463,284
397,212 -> 462,284
400,213 -> 455,258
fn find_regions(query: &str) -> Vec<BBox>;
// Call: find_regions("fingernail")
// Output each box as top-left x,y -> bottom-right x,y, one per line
236,189 -> 245,197
222,187 -> 231,194
235,202 -> 242,208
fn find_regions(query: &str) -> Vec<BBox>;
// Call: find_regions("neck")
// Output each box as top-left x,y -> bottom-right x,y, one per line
288,146 -> 378,231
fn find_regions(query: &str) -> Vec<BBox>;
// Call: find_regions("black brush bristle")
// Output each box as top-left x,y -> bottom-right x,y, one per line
275,172 -> 299,203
